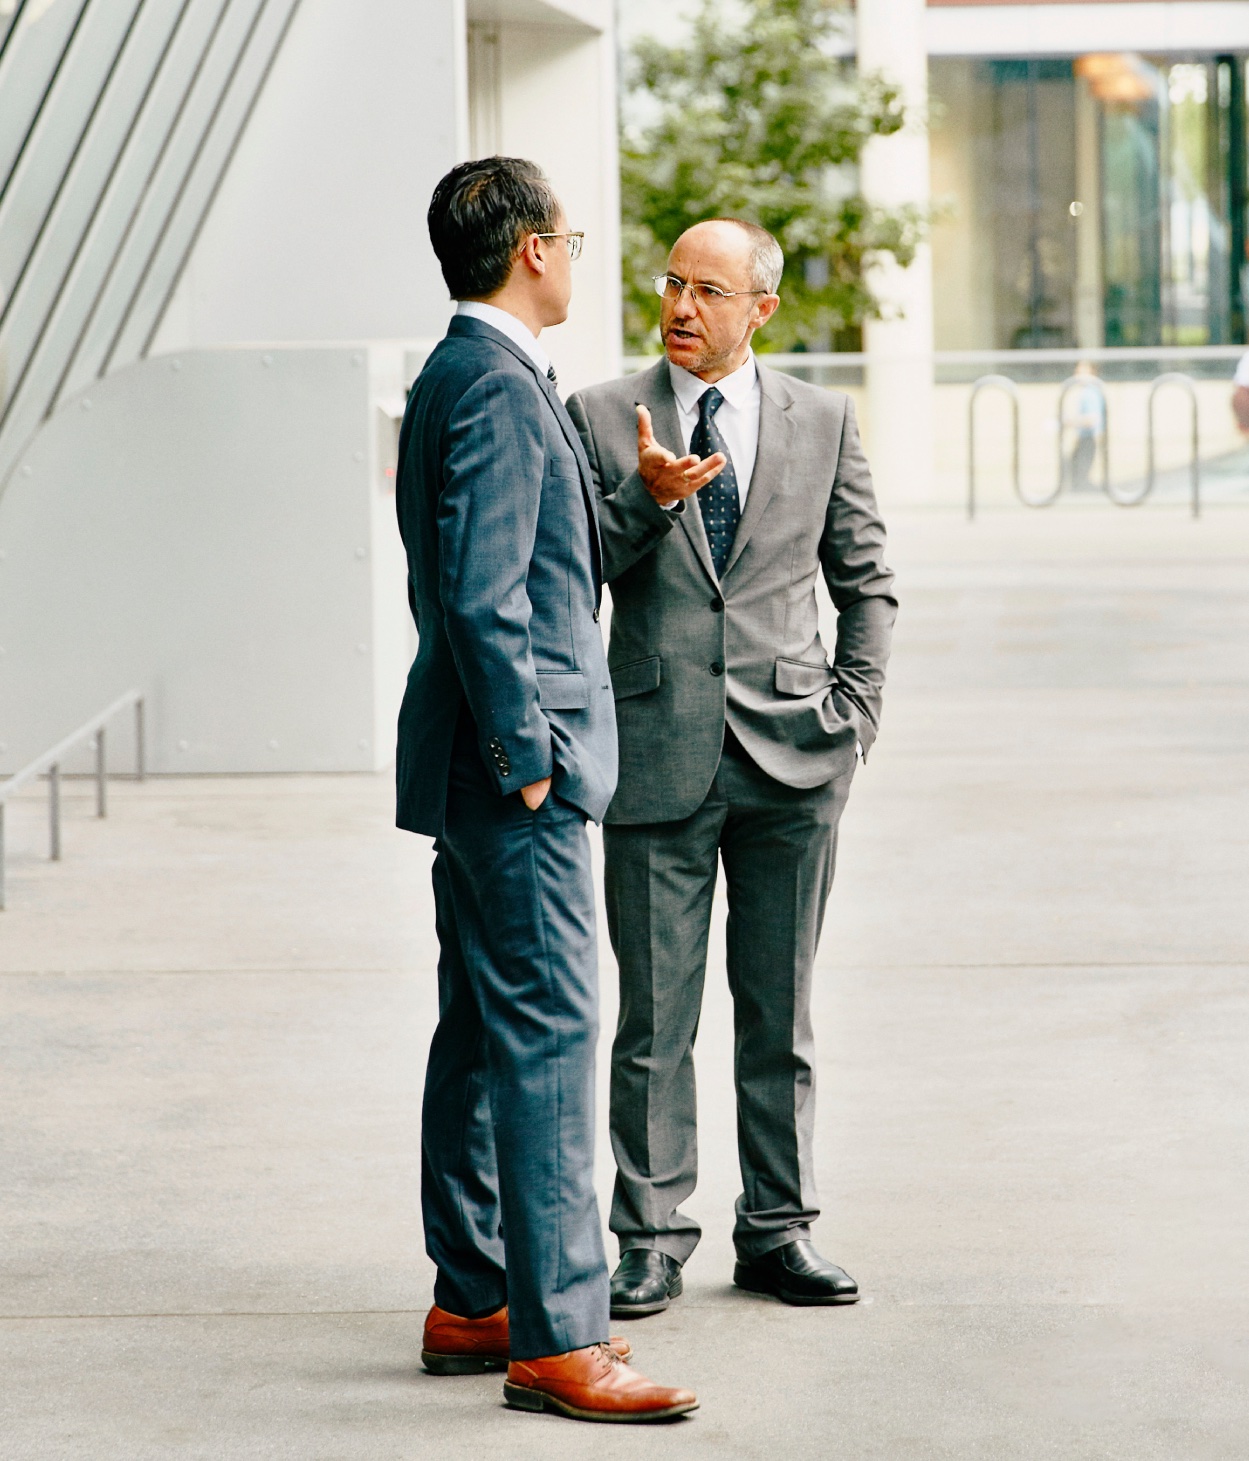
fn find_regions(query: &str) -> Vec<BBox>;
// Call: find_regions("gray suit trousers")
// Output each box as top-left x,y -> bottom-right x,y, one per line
603,740 -> 853,1263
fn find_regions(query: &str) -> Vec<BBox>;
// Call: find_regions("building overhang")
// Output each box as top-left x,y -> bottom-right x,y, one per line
924,1 -> 1249,56
465,0 -> 609,32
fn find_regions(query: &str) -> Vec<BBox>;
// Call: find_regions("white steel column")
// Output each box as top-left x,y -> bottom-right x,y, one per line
857,0 -> 935,504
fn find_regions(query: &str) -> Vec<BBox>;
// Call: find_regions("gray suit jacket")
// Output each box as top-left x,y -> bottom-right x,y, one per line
566,358 -> 896,826
394,315 -> 617,836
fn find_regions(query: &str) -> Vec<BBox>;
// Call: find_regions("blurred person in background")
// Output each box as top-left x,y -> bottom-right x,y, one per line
568,219 -> 896,1319
1065,359 -> 1106,493
1232,350 -> 1249,435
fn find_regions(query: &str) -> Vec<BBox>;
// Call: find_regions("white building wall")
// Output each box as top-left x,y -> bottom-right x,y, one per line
925,2 -> 1249,56
3,0 -> 621,775
152,0 -> 621,387
859,0 -> 937,505
488,20 -> 621,390
152,0 -> 465,353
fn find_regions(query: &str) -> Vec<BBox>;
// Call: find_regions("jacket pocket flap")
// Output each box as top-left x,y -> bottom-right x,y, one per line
774,656 -> 836,697
536,671 -> 590,709
610,655 -> 662,700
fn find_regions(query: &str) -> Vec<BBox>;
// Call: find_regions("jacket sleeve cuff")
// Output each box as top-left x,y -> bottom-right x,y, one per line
611,471 -> 684,549
480,726 -> 553,795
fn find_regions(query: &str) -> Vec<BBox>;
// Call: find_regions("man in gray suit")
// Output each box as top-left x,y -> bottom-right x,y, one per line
566,219 -> 896,1315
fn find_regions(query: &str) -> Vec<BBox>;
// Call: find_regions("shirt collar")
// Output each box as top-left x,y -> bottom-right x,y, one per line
667,352 -> 758,414
456,301 -> 552,377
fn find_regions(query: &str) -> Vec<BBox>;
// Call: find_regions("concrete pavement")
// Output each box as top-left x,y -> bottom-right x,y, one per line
2,505 -> 1247,1458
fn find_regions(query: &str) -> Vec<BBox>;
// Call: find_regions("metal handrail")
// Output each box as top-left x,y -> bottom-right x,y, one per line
1141,373 -> 1201,519
622,344 -> 1248,373
967,375 -> 1020,521
0,690 -> 145,910
1056,374 -> 1109,498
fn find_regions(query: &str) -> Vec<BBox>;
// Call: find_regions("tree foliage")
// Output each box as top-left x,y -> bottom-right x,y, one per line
620,0 -> 925,353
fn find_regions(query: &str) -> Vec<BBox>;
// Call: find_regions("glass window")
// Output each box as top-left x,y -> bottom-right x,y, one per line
930,53 -> 1249,351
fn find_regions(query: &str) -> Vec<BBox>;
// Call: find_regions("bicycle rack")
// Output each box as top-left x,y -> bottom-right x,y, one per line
969,369 -> 1202,519
1055,374 -> 1110,497
967,375 -> 1020,521
1141,373 -> 1201,519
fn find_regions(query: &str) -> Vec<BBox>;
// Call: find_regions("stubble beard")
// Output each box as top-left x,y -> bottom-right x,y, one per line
662,315 -> 753,377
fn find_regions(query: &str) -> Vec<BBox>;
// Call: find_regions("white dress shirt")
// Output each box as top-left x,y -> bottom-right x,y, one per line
455,300 -> 552,378
667,353 -> 760,508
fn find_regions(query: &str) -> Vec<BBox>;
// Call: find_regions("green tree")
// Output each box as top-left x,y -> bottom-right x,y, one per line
620,0 -> 925,353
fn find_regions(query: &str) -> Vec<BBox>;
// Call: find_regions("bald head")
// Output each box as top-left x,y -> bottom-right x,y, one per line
659,219 -> 783,382
670,219 -> 784,294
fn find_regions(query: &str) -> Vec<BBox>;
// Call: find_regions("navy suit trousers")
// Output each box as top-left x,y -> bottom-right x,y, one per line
420,730 -> 610,1360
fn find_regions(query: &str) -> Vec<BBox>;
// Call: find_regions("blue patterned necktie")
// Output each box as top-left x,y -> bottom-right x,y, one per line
690,387 -> 740,577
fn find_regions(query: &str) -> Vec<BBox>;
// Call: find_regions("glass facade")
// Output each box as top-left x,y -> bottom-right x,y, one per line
930,53 -> 1249,350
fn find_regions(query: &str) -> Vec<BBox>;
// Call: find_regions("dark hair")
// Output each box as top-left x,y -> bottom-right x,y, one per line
427,157 -> 562,300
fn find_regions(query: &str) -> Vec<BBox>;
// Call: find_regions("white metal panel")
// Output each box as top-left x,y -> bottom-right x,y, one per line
0,346 -> 398,774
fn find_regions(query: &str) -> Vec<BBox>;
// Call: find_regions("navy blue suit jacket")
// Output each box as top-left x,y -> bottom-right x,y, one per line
394,314 -> 617,836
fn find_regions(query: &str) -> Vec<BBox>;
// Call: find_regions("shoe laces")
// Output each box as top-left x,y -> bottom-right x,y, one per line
592,1342 -> 620,1372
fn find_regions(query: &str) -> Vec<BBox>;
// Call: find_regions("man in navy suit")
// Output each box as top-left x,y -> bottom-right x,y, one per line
394,157 -> 696,1423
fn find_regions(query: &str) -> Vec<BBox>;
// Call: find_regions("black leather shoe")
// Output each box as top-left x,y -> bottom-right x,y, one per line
733,1240 -> 859,1306
610,1250 -> 684,1318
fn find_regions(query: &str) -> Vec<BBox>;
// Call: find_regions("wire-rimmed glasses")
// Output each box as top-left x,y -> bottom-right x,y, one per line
653,274 -> 768,306
535,231 -> 585,260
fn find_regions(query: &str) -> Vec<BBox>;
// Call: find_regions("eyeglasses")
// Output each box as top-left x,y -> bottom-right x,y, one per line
653,274 -> 768,307
535,231 -> 584,261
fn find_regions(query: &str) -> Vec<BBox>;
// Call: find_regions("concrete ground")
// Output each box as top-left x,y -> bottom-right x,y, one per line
2,504 -> 1247,1459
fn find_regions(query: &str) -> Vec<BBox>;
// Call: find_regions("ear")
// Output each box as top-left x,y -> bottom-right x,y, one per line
750,293 -> 781,330
516,233 -> 548,279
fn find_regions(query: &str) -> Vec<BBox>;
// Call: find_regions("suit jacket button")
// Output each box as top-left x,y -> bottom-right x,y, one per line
593,608 -> 600,622
710,596 -> 724,612
710,660 -> 724,676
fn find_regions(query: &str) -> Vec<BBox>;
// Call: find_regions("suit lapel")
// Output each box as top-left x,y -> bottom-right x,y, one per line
721,364 -> 794,579
543,378 -> 605,595
447,315 -> 603,594
633,361 -> 717,587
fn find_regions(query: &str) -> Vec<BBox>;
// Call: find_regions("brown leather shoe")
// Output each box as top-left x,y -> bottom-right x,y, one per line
421,1306 -> 632,1375
504,1342 -> 697,1422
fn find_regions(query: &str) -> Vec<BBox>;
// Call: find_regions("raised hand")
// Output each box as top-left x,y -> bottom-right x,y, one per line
636,403 -> 726,503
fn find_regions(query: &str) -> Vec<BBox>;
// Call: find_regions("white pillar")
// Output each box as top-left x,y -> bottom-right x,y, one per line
857,0 -> 935,505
